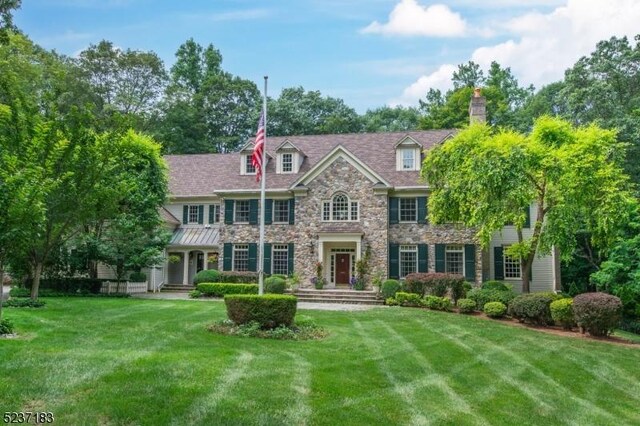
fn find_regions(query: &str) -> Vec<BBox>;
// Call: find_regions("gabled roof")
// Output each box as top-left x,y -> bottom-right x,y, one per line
164,130 -> 455,197
394,135 -> 422,148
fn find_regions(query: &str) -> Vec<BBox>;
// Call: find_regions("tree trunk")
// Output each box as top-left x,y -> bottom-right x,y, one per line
31,262 -> 43,301
0,265 -> 5,322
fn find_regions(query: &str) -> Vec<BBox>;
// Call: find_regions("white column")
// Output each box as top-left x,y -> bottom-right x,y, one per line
356,239 -> 362,261
203,251 -> 208,271
182,251 -> 189,285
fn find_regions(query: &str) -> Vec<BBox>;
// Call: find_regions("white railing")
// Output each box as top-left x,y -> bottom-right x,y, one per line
100,281 -> 148,294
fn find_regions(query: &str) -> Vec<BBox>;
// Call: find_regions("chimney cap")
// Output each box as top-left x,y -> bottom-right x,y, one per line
473,87 -> 482,97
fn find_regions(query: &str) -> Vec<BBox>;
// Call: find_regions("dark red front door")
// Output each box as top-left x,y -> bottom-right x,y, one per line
336,254 -> 350,284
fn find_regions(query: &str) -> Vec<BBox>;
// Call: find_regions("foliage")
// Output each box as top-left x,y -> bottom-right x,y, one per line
483,302 -> 507,318
224,294 -> 297,329
312,262 -> 325,289
360,106 -> 421,132
129,271 -> 147,282
208,319 -> 327,341
481,281 -> 512,292
381,279 -> 401,300
393,292 -> 423,307
0,317 -> 13,334
508,293 -> 560,325
4,298 -> 46,308
188,290 -> 202,299
196,283 -> 258,297
193,269 -> 222,284
550,298 -> 575,330
572,292 -> 622,337
286,272 -> 301,290
457,298 -> 477,314
8,287 -> 129,298
620,318 -> 640,335
264,276 -> 286,294
216,271 -> 258,284
467,288 -> 516,310
422,117 -> 634,292
403,272 -> 465,302
22,278 -> 103,294
423,295 -> 453,311
354,246 -> 371,291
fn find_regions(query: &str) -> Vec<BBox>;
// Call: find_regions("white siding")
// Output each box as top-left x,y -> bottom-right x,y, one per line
96,262 -> 117,280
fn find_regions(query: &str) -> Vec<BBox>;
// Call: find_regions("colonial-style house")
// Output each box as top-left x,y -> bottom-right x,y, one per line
155,94 -> 561,293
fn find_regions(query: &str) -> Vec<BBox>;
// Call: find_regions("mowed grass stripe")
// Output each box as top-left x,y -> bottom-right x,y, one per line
283,352 -> 312,426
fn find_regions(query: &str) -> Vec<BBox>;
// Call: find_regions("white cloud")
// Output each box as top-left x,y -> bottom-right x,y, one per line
394,0 -> 640,106
361,0 -> 467,37
390,64 -> 457,106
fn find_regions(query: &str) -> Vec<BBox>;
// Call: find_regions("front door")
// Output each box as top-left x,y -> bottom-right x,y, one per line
196,252 -> 204,273
335,253 -> 350,285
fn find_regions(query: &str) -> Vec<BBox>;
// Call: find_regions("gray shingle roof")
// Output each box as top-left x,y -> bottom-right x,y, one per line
164,130 -> 455,197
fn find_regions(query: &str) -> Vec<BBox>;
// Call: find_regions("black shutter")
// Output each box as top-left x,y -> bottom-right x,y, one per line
208,205 -> 214,224
288,243 -> 294,274
494,246 -> 504,280
389,197 -> 399,224
524,206 -> 531,228
263,243 -> 272,274
248,243 -> 257,272
418,244 -> 428,272
264,199 -> 273,225
464,244 -> 476,282
417,197 -> 428,224
182,205 -> 188,224
223,243 -> 232,271
197,205 -> 204,224
435,244 -> 445,272
249,199 -> 259,225
289,198 -> 295,225
224,200 -> 234,224
388,243 -> 399,279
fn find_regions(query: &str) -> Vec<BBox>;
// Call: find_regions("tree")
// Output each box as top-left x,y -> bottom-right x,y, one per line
361,105 -> 421,132
452,61 -> 485,89
422,117 -> 634,293
0,0 -> 21,39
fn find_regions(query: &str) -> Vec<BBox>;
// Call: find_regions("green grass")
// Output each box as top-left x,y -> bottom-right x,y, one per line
1,299 -> 639,426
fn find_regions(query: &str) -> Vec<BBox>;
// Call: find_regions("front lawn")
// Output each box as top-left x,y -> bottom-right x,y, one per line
1,298 -> 639,425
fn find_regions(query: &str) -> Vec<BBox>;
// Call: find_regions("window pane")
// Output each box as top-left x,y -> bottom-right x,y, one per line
504,250 -> 522,279
233,244 -> 249,271
213,204 -> 220,223
399,198 -> 417,222
246,155 -> 256,174
322,202 -> 330,221
350,202 -> 358,221
188,205 -> 199,223
272,244 -> 289,275
332,194 -> 349,221
235,200 -> 250,223
273,200 -> 290,223
445,244 -> 464,275
402,149 -> 414,170
400,245 -> 417,278
282,153 -> 293,172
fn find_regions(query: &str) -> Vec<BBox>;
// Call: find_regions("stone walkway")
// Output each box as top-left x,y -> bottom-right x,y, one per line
132,291 -> 383,311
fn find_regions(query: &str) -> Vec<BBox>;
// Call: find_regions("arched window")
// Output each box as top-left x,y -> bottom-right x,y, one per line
322,193 -> 359,222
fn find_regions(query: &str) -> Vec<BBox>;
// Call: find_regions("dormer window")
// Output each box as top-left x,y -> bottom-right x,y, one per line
395,136 -> 422,171
245,155 -> 256,174
281,153 -> 293,173
275,140 -> 304,174
402,149 -> 415,170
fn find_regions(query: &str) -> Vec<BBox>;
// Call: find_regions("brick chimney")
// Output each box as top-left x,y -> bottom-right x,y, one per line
469,87 -> 486,124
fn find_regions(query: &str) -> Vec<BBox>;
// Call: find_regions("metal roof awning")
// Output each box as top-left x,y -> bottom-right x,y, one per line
168,227 -> 219,248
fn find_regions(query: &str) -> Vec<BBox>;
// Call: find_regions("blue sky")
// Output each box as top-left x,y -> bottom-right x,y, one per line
14,0 -> 640,112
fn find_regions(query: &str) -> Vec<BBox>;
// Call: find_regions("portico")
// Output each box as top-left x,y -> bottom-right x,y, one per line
317,233 -> 362,288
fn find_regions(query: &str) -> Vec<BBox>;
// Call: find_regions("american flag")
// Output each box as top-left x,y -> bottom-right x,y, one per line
251,111 -> 265,182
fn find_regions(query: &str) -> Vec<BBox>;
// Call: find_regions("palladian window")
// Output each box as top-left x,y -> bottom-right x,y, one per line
322,193 -> 359,222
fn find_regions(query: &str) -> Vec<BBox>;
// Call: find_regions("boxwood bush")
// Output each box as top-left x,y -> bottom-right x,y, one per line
550,298 -> 575,330
457,298 -> 476,314
218,271 -> 258,284
484,301 -> 507,318
404,273 -> 465,302
128,271 -> 147,282
193,269 -> 222,284
0,318 -> 14,335
481,280 -> 512,292
225,294 -> 298,329
467,288 -> 516,310
23,277 -> 103,294
572,292 -> 622,336
265,276 -> 286,294
423,295 -> 453,311
382,279 -> 401,300
394,292 -> 423,307
196,283 -> 258,297
508,293 -> 561,325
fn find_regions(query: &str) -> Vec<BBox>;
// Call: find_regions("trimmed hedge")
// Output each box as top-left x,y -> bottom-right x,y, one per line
196,283 -> 258,297
225,294 -> 298,329
467,288 -> 516,310
457,298 -> 476,314
550,298 -> 575,330
423,295 -> 453,311
481,280 -> 512,292
573,292 -> 622,337
265,277 -> 286,294
382,279 -> 401,300
404,273 -> 465,302
4,298 -> 46,308
193,269 -> 221,284
129,271 -> 147,282
394,292 -> 422,307
9,287 -> 129,298
484,301 -> 507,318
23,277 -> 103,294
508,293 -> 561,325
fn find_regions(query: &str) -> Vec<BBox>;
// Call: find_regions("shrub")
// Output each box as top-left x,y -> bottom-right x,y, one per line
508,293 -> 557,325
394,292 -> 423,307
423,295 -> 453,311
8,288 -> 128,298
550,298 -> 575,330
129,271 -> 147,282
481,280 -> 512,292
23,277 -> 103,294
0,318 -> 14,335
385,297 -> 400,306
270,274 -> 288,280
196,283 -> 258,297
404,273 -> 465,302
572,292 -> 622,337
265,277 -> 286,294
381,279 -> 401,300
193,269 -> 222,284
457,298 -> 476,314
225,294 -> 297,329
188,290 -> 202,299
467,288 -> 516,310
484,301 -> 507,318
4,299 -> 46,308
620,318 -> 640,335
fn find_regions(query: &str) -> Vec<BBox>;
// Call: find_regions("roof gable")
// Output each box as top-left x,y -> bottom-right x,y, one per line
394,135 -> 422,149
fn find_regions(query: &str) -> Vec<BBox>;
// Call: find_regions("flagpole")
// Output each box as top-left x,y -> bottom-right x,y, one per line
258,76 -> 268,295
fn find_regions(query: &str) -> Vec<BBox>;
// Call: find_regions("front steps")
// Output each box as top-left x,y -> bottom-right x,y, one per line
293,288 -> 383,305
161,284 -> 195,293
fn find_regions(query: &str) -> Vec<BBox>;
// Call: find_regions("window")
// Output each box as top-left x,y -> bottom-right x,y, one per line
245,155 -> 256,174
272,244 -> 289,275
188,205 -> 199,224
400,245 -> 418,278
281,153 -> 293,173
504,249 -> 522,279
234,200 -> 250,223
399,198 -> 417,222
233,244 -> 249,271
322,193 -> 359,222
210,204 -> 220,224
402,149 -> 415,170
273,200 -> 290,223
445,244 -> 464,275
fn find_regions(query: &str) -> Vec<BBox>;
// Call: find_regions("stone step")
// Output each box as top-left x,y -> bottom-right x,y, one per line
295,296 -> 383,305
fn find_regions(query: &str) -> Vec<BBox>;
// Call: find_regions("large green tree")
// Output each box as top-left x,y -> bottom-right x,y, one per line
361,105 -> 421,133
422,117 -> 634,293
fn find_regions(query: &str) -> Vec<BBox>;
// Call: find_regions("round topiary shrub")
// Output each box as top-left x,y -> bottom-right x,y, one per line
265,276 -> 286,294
467,288 -> 516,310
481,280 -> 512,292
550,298 -> 575,330
484,301 -> 507,318
572,292 -> 622,337
382,279 -> 401,300
193,269 -> 222,285
225,294 -> 298,329
457,298 -> 477,314
508,293 -> 557,325
129,271 -> 147,282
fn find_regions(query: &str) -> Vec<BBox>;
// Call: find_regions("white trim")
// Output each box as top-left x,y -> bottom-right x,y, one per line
277,152 -> 296,174
398,197 -> 418,223
241,154 -> 257,176
393,135 -> 422,148
321,192 -> 359,222
233,200 -> 250,224
396,147 -> 420,171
